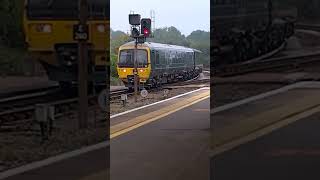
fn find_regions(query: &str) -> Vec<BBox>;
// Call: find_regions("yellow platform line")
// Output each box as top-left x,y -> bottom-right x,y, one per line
110,90 -> 210,139
79,91 -> 209,180
211,104 -> 320,157
78,170 -> 109,180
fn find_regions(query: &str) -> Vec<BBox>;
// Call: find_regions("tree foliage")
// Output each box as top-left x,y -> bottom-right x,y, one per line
110,29 -> 132,54
187,30 -> 210,67
150,27 -> 190,47
0,0 -> 24,47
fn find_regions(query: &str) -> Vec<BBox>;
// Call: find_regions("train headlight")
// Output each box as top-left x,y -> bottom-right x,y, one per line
122,69 -> 127,73
36,24 -> 52,33
97,24 -> 106,33
139,69 -> 144,73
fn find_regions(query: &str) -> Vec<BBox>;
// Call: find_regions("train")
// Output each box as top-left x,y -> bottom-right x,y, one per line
212,0 -> 296,67
23,0 -> 109,89
117,41 -> 202,90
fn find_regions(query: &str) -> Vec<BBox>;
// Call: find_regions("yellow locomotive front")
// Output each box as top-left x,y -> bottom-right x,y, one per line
23,0 -> 109,87
117,43 -> 151,89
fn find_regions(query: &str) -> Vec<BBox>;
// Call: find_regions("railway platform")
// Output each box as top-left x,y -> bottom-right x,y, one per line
110,87 -> 210,180
0,87 -> 210,180
211,81 -> 320,179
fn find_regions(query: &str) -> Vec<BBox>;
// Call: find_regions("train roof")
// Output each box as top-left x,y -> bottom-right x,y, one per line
121,41 -> 201,53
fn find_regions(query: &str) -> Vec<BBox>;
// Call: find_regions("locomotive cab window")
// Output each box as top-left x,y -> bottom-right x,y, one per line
118,49 -> 148,68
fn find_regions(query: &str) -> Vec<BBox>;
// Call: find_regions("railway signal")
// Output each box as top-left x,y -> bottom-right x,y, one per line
141,18 -> 152,37
128,14 -> 153,102
129,14 -> 141,25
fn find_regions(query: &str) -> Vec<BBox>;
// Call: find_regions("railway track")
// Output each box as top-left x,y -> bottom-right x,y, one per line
215,51 -> 320,77
0,71 -> 209,129
0,87 -> 111,129
0,85 -> 60,102
110,73 -> 210,100
295,23 -> 320,31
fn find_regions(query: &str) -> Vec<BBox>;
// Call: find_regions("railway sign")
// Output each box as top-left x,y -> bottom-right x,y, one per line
121,94 -> 128,101
129,14 -> 141,25
73,24 -> 89,41
98,89 -> 107,111
140,89 -> 148,98
121,94 -> 128,106
163,89 -> 169,97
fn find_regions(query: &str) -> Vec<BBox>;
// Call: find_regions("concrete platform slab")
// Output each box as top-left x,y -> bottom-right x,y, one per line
211,82 -> 320,148
111,98 -> 210,180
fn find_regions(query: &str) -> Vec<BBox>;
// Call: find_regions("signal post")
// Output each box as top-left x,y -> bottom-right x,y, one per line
128,14 -> 152,102
77,0 -> 89,129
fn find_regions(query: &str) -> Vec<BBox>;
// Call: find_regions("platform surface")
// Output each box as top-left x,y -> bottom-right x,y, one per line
211,81 -> 320,179
1,88 -> 210,180
212,82 -> 320,148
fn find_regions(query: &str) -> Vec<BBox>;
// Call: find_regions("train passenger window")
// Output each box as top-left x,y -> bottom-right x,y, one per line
156,51 -> 160,65
176,52 -> 179,64
179,52 -> 183,64
160,51 -> 166,65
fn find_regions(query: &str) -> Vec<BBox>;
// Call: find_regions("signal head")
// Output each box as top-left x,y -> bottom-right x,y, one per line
140,18 -> 152,37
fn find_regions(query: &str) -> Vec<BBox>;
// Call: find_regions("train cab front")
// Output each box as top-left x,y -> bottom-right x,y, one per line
117,48 -> 151,89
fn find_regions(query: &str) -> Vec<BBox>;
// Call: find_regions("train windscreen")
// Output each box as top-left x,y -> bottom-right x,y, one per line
27,0 -> 109,19
118,50 -> 148,68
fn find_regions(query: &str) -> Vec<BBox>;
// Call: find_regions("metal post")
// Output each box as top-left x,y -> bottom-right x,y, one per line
268,0 -> 273,26
134,40 -> 138,102
78,0 -> 88,129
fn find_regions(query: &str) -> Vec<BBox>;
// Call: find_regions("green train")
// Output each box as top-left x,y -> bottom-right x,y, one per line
117,41 -> 202,89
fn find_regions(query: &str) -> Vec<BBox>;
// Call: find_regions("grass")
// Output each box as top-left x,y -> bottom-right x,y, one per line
110,76 -> 123,86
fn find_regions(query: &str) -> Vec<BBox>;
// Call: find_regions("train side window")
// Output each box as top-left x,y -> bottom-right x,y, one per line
151,50 -> 155,63
161,51 -> 166,65
155,51 -> 160,65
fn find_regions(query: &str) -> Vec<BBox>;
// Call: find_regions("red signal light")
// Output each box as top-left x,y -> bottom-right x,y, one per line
143,28 -> 149,35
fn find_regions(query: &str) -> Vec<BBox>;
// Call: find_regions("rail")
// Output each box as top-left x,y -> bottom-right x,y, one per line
215,52 -> 320,77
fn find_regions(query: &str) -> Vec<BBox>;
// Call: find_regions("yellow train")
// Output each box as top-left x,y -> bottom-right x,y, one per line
23,0 -> 109,88
117,41 -> 202,90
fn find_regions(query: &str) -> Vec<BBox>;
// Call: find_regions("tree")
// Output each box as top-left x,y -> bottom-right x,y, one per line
0,0 -> 24,47
151,27 -> 190,47
187,30 -> 210,67
110,29 -> 132,54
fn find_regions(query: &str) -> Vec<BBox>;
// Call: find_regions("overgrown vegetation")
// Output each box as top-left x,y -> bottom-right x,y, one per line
0,0 -> 24,47
0,0 -> 27,75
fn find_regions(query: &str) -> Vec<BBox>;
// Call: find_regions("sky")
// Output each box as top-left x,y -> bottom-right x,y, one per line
110,0 -> 210,36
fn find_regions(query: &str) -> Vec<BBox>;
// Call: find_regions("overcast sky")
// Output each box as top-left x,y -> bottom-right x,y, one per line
110,0 -> 210,36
